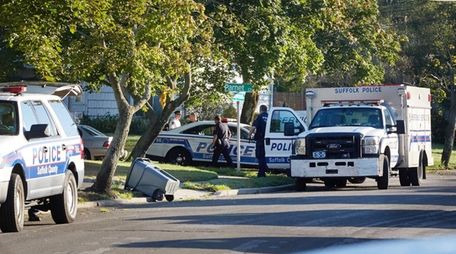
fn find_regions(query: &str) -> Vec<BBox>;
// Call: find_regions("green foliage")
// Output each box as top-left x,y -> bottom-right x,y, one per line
80,115 -> 149,135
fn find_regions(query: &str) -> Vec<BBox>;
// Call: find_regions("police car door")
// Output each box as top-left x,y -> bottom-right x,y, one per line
265,108 -> 307,170
20,100 -> 66,199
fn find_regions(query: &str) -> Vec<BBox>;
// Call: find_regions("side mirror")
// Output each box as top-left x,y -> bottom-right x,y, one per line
284,122 -> 295,136
25,124 -> 50,140
396,120 -> 405,134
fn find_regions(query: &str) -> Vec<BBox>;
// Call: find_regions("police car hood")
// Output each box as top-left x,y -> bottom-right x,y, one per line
300,126 -> 383,138
0,136 -> 23,156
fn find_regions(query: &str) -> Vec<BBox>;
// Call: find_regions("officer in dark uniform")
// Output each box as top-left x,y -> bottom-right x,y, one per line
211,115 -> 234,167
250,105 -> 269,177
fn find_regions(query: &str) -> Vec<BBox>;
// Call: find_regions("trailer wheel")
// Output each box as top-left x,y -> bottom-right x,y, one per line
399,168 -> 410,186
377,155 -> 389,190
410,152 -> 425,186
0,173 -> 25,232
295,178 -> 307,191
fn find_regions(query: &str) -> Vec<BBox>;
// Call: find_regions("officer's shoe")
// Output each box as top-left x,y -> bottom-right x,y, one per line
28,208 -> 41,222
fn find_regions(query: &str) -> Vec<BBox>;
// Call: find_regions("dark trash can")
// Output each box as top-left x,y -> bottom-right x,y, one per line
125,158 -> 180,202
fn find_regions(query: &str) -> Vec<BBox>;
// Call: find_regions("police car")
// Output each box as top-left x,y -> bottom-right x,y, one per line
146,121 -> 257,166
0,84 -> 84,232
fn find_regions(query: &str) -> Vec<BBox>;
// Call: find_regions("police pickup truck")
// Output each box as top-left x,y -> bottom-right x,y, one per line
146,107 -> 307,172
290,85 -> 433,190
0,83 -> 84,232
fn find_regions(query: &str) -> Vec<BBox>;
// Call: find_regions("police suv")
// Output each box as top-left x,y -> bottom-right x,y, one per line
0,84 -> 84,232
146,107 -> 307,171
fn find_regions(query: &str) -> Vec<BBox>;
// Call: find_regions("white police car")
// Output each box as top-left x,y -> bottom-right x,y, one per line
146,120 -> 257,166
0,84 -> 84,232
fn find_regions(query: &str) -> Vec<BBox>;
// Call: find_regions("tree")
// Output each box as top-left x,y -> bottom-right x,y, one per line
0,0 -> 210,195
379,0 -> 456,167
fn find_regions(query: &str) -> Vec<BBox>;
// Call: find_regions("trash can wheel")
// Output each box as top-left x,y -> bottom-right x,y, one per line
165,195 -> 174,202
151,189 -> 164,202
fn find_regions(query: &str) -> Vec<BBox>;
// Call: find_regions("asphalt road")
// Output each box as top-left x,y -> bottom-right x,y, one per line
1,174 -> 456,254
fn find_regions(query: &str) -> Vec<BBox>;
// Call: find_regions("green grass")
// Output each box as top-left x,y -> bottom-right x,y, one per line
429,143 -> 456,171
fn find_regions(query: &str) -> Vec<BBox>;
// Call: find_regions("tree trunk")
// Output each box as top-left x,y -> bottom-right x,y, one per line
240,91 -> 259,124
129,72 -> 193,160
441,71 -> 456,168
129,106 -> 175,159
92,106 -> 135,195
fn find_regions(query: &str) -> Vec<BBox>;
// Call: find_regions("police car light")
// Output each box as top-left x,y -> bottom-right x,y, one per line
1,85 -> 27,94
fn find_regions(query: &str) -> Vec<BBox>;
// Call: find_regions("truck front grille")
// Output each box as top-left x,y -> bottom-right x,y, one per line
307,133 -> 361,159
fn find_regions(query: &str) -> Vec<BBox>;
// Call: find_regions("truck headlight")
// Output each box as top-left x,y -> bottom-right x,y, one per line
295,138 -> 306,155
362,136 -> 379,154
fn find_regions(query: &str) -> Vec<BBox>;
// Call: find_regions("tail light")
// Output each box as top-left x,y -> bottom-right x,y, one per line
80,138 -> 85,159
103,140 -> 111,148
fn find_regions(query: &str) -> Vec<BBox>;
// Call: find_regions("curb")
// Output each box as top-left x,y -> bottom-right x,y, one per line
78,184 -> 294,208
214,184 -> 294,196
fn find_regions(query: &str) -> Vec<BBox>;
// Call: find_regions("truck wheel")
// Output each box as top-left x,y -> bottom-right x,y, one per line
295,178 -> 307,191
399,169 -> 410,186
410,153 -> 425,186
0,173 -> 25,232
50,171 -> 78,224
377,155 -> 389,190
348,177 -> 366,184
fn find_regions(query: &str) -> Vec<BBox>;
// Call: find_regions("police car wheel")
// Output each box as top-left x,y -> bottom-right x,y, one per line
0,173 -> 25,232
166,148 -> 191,165
50,171 -> 78,224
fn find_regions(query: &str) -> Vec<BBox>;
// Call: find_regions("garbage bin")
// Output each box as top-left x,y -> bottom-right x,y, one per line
125,158 -> 180,202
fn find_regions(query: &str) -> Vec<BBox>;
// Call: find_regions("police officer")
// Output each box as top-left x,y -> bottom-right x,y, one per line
250,105 -> 269,177
211,115 -> 234,167
168,110 -> 182,130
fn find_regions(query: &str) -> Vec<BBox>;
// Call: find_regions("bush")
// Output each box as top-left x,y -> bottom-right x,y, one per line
80,114 -> 149,135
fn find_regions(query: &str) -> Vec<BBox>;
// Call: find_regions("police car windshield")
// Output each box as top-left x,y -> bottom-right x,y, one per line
309,108 -> 383,129
0,101 -> 18,135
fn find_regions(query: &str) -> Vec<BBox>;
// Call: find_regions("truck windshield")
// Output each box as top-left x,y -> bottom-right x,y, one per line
309,107 -> 383,129
0,101 -> 18,135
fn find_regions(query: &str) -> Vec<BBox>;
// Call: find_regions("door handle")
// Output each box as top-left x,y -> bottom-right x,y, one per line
43,146 -> 48,153
62,144 -> 67,150
265,138 -> 270,145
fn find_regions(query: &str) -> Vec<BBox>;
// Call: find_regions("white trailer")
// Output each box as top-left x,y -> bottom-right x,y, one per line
290,84 -> 433,190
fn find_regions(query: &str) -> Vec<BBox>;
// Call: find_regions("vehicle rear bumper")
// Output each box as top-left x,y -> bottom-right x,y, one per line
290,157 -> 381,178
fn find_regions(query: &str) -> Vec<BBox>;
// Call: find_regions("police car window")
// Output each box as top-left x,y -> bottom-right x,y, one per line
182,125 -> 213,136
21,101 -> 38,132
270,110 -> 304,133
0,101 -> 18,135
32,101 -> 58,137
49,101 -> 79,136
228,126 -> 249,139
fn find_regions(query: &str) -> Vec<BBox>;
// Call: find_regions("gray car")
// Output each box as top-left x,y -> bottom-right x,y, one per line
78,125 -> 127,160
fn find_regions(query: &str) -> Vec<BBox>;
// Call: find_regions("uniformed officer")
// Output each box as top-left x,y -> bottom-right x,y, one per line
168,110 -> 182,130
211,115 -> 234,167
249,105 -> 269,177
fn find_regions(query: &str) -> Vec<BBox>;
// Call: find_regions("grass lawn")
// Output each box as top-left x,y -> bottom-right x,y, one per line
429,143 -> 456,171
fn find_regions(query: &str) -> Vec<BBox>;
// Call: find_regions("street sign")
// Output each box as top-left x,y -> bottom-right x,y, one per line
232,92 -> 245,102
225,83 -> 253,93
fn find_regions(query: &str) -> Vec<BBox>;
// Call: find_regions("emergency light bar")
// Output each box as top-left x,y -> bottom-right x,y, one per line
0,85 -> 27,94
322,99 -> 384,107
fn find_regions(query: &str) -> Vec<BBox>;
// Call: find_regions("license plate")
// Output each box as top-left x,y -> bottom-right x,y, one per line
313,151 -> 326,159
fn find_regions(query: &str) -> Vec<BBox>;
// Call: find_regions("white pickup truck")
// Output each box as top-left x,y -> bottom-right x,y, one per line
289,85 -> 433,190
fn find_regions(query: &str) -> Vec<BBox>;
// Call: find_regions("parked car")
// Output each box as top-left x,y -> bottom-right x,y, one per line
78,125 -> 127,160
146,120 -> 256,166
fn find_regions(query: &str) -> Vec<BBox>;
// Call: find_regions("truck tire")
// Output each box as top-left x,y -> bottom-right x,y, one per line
50,171 -> 78,224
399,168 -> 410,186
324,179 -> 336,189
410,153 -> 425,186
295,178 -> 307,191
0,173 -> 25,232
377,155 -> 389,190
335,178 -> 347,188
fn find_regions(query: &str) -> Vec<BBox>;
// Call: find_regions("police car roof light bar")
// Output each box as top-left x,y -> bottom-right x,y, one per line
0,85 -> 27,94
322,99 -> 384,107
